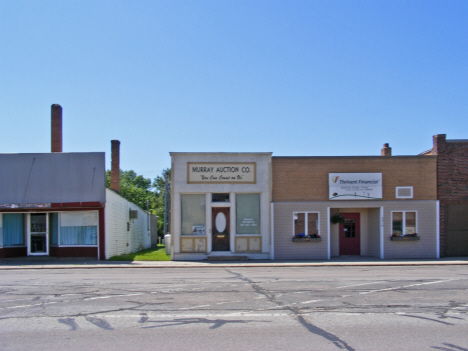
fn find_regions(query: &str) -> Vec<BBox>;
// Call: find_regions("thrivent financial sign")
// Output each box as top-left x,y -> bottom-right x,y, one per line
329,173 -> 382,200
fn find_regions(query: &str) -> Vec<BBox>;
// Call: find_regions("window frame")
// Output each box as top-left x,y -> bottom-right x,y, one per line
292,211 -> 320,237
236,193 -> 261,235
58,210 -> 99,247
181,194 -> 206,235
391,210 -> 418,236
2,213 -> 26,247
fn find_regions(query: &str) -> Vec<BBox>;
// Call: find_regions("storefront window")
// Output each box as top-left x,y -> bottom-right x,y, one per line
60,211 -> 98,245
236,194 -> 260,234
293,212 -> 319,237
392,211 -> 417,236
181,194 -> 206,235
3,214 -> 25,246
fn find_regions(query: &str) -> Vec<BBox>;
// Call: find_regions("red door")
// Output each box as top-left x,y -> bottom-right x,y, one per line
339,213 -> 360,255
212,207 -> 230,251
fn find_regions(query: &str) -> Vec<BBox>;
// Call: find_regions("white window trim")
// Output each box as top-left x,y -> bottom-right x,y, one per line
391,210 -> 418,236
396,186 -> 414,199
57,210 -> 99,247
292,211 -> 320,236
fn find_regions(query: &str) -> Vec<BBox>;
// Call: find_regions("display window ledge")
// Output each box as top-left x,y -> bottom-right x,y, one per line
292,237 -> 321,242
390,236 -> 420,241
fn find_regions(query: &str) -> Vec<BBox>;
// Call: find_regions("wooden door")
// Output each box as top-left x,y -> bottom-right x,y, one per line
339,213 -> 360,255
212,207 -> 230,251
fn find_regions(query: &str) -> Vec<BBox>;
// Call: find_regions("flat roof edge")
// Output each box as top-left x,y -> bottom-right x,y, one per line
272,155 -> 437,159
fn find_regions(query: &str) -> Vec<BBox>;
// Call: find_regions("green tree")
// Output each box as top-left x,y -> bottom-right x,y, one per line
151,168 -> 171,235
106,168 -> 171,236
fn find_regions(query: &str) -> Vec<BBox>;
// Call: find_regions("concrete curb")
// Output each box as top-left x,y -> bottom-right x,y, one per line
1,259 -> 468,270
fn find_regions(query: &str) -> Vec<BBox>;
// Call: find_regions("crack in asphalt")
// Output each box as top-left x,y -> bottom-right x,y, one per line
225,269 -> 355,351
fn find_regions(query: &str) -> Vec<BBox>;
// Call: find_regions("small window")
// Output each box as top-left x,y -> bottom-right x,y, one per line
392,211 -> 417,236
212,193 -> 230,202
293,212 -> 320,238
396,187 -> 413,199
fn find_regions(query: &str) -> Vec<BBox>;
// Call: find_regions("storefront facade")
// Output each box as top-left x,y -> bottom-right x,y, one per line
170,153 -> 272,260
272,154 -> 439,260
0,152 -> 106,259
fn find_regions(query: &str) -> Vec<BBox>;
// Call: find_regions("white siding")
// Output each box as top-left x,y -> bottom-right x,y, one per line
105,189 -> 152,259
367,208 -> 381,258
274,202 -> 329,260
274,200 -> 438,260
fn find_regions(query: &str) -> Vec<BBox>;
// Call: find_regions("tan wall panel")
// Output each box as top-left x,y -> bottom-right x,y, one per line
272,156 -> 437,202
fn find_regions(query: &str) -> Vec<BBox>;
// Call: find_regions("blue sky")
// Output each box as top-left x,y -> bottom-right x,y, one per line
1,1 -> 467,181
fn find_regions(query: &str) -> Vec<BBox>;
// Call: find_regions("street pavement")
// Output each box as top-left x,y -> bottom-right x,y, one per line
1,256 -> 468,269
1,264 -> 468,351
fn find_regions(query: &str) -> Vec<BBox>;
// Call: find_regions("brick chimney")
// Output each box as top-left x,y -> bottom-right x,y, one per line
51,104 -> 62,152
381,143 -> 392,156
432,134 -> 446,155
111,140 -> 120,193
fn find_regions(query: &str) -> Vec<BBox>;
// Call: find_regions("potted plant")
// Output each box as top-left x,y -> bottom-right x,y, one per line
330,212 -> 345,224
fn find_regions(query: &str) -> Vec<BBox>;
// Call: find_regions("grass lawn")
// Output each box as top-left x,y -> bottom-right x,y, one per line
108,245 -> 171,261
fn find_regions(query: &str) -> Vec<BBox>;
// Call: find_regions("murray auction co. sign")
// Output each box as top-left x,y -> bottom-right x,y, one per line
188,163 -> 256,184
329,173 -> 382,200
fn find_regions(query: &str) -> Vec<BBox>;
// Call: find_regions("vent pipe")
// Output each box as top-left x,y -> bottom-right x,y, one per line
111,140 -> 120,193
51,104 -> 62,152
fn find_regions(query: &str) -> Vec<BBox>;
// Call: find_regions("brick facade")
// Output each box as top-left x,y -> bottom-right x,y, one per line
272,156 -> 437,202
431,134 -> 468,256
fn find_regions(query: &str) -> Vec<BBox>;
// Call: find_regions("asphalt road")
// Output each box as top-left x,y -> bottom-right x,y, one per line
1,265 -> 468,351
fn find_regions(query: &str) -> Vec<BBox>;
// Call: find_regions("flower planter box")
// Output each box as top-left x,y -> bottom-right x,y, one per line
390,236 -> 420,241
292,237 -> 321,242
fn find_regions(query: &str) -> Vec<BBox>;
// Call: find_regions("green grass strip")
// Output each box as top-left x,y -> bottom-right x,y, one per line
108,245 -> 171,261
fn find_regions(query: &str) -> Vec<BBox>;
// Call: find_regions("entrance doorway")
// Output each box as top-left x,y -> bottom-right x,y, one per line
339,213 -> 360,255
29,213 -> 48,255
212,207 -> 230,251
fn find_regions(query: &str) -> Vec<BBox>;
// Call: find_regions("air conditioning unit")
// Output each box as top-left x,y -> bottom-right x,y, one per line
129,209 -> 138,219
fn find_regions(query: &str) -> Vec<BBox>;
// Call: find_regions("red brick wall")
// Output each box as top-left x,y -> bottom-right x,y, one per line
433,134 -> 468,256
51,104 -> 62,152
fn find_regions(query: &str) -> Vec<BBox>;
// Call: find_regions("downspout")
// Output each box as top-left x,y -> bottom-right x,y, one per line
327,207 -> 331,260
380,206 -> 384,259
270,202 -> 274,260
436,200 -> 440,259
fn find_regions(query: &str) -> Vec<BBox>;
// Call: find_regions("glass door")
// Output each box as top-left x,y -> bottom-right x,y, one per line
29,213 -> 48,255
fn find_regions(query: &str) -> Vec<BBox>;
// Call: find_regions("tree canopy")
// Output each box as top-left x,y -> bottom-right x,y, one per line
106,168 -> 170,235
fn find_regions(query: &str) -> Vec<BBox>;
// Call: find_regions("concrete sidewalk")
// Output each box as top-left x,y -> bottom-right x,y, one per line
1,256 -> 468,269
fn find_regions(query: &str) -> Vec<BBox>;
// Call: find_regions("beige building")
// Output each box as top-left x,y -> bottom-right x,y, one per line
170,147 -> 439,260
272,150 -> 439,260
170,153 -> 272,260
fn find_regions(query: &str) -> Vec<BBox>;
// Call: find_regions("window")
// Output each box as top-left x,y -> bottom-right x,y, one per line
212,193 -> 230,202
392,211 -> 417,236
3,214 -> 25,246
181,194 -> 206,235
60,211 -> 98,245
293,212 -> 319,238
236,194 -> 260,234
